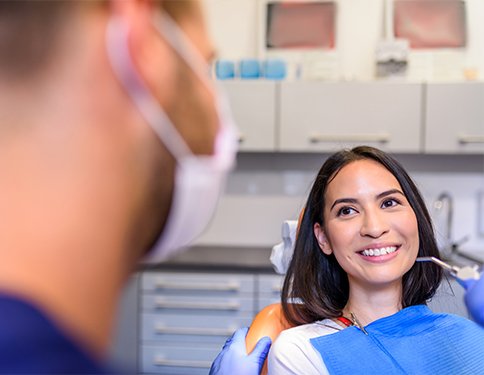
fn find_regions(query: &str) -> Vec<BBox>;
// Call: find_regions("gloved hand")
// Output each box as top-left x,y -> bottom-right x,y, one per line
463,273 -> 484,328
209,327 -> 272,375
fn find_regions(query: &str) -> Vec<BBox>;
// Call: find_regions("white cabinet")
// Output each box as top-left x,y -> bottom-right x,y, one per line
139,272 -> 255,374
257,274 -> 284,311
425,83 -> 484,154
279,82 -> 423,153
221,81 -> 277,151
219,81 -> 484,154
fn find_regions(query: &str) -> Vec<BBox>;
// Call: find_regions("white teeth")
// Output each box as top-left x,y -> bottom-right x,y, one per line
361,246 -> 397,257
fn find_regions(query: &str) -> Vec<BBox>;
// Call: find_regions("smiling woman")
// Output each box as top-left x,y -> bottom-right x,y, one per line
284,146 -> 441,327
258,146 -> 484,374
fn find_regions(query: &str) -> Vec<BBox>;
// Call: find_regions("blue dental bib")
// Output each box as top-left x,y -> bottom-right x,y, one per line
310,305 -> 484,374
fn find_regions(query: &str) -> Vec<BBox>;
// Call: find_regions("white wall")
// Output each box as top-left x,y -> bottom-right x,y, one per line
196,153 -> 484,256
203,0 -> 484,81
203,0 -> 259,59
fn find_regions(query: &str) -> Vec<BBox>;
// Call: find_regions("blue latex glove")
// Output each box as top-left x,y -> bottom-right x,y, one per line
209,327 -> 272,375
463,273 -> 484,328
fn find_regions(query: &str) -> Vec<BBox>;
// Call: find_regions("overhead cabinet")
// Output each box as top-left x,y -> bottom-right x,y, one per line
425,83 -> 484,154
221,81 -> 483,155
221,81 -> 277,151
279,82 -> 423,153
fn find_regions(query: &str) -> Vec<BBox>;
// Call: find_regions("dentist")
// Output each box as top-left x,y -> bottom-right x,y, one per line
0,0 -> 267,373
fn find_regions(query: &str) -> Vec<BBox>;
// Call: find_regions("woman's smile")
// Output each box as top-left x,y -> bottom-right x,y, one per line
357,244 -> 400,263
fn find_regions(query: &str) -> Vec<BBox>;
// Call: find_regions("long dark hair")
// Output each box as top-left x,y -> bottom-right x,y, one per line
282,146 -> 442,326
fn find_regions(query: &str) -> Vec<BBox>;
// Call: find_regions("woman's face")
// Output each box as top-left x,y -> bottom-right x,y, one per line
314,159 -> 419,289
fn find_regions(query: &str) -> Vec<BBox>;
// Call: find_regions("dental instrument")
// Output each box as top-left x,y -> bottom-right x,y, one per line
416,256 -> 481,286
417,256 -> 484,327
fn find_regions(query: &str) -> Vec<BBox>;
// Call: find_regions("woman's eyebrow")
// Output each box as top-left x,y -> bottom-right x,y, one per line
330,198 -> 357,211
376,189 -> 405,199
330,189 -> 405,211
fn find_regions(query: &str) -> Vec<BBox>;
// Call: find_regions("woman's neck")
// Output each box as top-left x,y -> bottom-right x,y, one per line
343,280 -> 403,327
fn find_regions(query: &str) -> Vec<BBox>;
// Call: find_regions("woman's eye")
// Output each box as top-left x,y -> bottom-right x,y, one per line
382,198 -> 399,208
337,207 -> 356,216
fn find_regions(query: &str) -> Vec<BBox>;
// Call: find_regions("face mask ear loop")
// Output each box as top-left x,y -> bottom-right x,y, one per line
152,12 -> 239,164
153,12 -> 214,92
106,16 -> 193,160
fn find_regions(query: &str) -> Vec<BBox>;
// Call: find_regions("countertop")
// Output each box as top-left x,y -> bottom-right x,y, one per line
138,245 -> 484,274
140,245 -> 276,273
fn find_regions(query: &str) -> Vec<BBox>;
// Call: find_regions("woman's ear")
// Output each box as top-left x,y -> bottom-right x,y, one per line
314,223 -> 332,255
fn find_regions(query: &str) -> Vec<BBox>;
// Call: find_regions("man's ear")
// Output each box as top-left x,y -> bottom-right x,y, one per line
109,0 -> 176,107
314,223 -> 332,255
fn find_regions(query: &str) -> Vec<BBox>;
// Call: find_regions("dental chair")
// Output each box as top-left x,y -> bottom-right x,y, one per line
246,303 -> 294,375
246,219 -> 300,374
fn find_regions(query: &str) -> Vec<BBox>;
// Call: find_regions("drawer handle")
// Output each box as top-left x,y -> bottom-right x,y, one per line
154,281 -> 240,291
155,300 -> 241,310
309,134 -> 390,144
154,357 -> 212,368
155,325 -> 236,336
272,285 -> 282,292
238,134 -> 245,143
458,135 -> 484,144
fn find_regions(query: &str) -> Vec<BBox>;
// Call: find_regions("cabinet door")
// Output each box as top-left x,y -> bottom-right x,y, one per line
222,81 -> 277,151
279,82 -> 422,153
425,83 -> 484,154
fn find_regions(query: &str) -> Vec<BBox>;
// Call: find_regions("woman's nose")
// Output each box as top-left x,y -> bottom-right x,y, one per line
360,209 -> 389,238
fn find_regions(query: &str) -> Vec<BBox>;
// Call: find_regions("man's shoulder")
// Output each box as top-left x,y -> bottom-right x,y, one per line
0,294 -> 110,374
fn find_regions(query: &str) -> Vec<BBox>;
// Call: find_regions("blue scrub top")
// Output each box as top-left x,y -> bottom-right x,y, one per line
0,293 -> 112,374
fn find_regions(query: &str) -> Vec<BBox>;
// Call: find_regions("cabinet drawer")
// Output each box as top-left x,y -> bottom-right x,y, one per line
258,274 -> 284,295
279,82 -> 422,153
141,272 -> 255,295
142,295 -> 253,313
141,344 -> 219,374
257,275 -> 284,312
141,313 -> 252,342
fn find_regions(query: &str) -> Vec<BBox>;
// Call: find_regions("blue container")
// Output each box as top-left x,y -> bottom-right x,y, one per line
239,59 -> 261,79
215,60 -> 235,80
263,59 -> 287,80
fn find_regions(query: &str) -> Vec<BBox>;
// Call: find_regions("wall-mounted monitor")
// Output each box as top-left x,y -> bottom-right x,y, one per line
258,0 -> 339,80
394,0 -> 467,49
265,1 -> 336,50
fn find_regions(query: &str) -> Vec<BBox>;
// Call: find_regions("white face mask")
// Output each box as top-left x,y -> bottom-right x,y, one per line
106,13 -> 238,263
